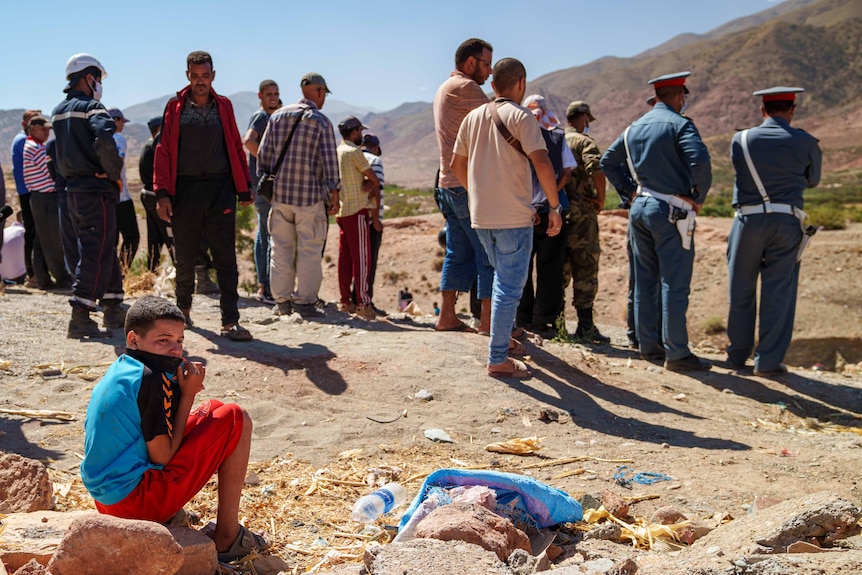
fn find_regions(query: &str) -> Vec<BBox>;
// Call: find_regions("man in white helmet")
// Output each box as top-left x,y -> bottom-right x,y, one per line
51,53 -> 126,339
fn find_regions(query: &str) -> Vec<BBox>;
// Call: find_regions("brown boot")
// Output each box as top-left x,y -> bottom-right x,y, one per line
68,307 -> 112,339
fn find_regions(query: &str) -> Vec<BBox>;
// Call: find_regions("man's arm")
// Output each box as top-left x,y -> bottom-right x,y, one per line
450,153 -> 468,190
154,103 -> 175,221
806,138 -> 822,188
319,119 -> 342,214
600,135 -> 638,208
591,173 -> 607,212
90,105 -> 123,181
678,120 -> 711,205
243,128 -> 260,157
529,149 -> 562,237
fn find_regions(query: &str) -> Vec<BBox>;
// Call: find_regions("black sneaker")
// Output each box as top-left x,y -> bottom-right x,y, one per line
754,364 -> 788,377
665,354 -> 712,372
575,325 -> 611,344
273,301 -> 293,316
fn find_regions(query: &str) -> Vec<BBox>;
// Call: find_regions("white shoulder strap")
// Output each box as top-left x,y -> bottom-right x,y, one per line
623,126 -> 640,186
740,129 -> 773,213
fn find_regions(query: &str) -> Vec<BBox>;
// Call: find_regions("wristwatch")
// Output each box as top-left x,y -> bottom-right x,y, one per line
550,204 -> 563,215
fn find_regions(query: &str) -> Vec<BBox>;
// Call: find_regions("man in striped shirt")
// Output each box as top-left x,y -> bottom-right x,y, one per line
22,115 -> 72,290
258,73 -> 341,316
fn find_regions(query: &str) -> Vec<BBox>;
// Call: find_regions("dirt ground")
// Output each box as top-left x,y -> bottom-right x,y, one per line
1,212 -> 861,571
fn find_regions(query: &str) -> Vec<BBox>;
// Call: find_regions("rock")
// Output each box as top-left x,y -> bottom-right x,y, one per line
364,538 -> 513,574
0,453 -> 53,513
649,506 -> 687,525
11,559 -> 47,575
573,539 -> 644,566
578,493 -> 602,512
165,526 -> 217,575
414,502 -> 531,562
46,513 -> 183,575
582,523 -> 622,543
319,564 -> 362,575
551,557 -> 637,575
751,495 -> 782,513
247,554 -> 291,575
0,510 -> 93,572
597,490 -> 629,519
507,548 -> 537,575
692,491 -> 861,555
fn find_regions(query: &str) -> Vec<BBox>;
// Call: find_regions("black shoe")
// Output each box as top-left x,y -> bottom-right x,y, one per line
665,354 -> 712,372
273,301 -> 293,316
371,304 -> 388,317
575,324 -> 611,344
754,364 -> 788,377
102,301 -> 127,328
68,308 -> 113,339
195,268 -> 220,295
640,351 -> 666,362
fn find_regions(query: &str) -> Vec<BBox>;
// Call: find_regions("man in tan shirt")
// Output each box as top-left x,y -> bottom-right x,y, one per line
433,38 -> 495,333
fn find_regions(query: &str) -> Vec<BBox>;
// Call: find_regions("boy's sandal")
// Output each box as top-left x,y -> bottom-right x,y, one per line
221,324 -> 253,341
218,524 -> 270,563
508,338 -> 527,357
488,357 -> 532,379
164,508 -> 200,528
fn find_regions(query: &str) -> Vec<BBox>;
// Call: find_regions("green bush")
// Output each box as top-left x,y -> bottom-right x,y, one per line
806,204 -> 847,230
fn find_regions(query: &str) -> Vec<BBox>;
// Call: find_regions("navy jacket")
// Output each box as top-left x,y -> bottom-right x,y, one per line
51,90 -> 122,194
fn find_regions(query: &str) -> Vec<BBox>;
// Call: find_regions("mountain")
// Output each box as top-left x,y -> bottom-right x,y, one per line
365,0 -> 862,188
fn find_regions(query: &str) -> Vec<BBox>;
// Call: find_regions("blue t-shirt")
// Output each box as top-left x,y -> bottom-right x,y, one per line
247,108 -> 270,185
81,350 -> 181,505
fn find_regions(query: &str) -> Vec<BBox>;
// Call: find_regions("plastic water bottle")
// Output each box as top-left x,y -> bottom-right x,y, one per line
350,483 -> 407,522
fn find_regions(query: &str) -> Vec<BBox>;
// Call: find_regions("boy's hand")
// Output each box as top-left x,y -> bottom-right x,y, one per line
178,360 -> 205,396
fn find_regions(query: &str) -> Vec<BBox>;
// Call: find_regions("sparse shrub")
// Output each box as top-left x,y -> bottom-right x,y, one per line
703,316 -> 726,335
383,270 -> 408,284
433,257 -> 444,272
806,204 -> 847,230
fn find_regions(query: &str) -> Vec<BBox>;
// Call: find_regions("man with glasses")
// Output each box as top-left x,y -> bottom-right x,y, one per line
433,38 -> 495,334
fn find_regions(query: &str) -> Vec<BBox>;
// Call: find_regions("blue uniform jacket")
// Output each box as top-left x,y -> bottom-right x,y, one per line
51,90 -> 122,194
730,116 -> 821,210
601,103 -> 711,206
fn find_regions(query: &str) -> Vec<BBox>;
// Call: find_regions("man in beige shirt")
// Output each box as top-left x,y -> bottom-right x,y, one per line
433,38 -> 495,333
452,58 -> 561,378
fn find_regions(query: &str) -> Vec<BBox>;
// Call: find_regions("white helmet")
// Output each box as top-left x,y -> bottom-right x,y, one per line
65,53 -> 107,81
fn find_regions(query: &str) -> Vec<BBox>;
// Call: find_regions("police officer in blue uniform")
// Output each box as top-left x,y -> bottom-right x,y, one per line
726,87 -> 822,377
601,72 -> 712,371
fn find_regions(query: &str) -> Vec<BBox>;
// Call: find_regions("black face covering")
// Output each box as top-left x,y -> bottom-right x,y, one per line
126,348 -> 184,375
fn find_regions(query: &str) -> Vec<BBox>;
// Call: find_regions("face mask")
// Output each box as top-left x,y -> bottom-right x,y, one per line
89,78 -> 103,101
680,103 -> 687,115
583,125 -> 590,135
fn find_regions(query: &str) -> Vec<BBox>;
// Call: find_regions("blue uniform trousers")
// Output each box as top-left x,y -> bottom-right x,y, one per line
726,213 -> 801,371
67,189 -> 124,309
629,195 -> 694,361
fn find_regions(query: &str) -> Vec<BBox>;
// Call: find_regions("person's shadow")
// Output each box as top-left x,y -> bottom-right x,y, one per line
0,416 -> 67,464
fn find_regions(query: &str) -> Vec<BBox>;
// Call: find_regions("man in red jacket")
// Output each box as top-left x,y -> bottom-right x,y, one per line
155,51 -> 254,341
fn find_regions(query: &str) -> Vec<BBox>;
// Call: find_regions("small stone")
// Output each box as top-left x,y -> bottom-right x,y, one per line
415,389 -> 434,401
706,545 -> 724,556
651,506 -> 688,525
666,483 -> 682,490
661,442 -> 670,449
722,388 -> 735,394
424,428 -> 455,443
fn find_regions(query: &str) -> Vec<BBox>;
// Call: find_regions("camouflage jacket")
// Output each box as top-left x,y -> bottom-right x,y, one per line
564,127 -> 602,201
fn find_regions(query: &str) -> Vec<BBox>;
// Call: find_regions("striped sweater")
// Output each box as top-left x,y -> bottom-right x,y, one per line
22,137 -> 55,193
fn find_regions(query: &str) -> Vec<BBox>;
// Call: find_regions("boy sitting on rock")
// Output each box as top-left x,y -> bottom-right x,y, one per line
80,295 -> 268,562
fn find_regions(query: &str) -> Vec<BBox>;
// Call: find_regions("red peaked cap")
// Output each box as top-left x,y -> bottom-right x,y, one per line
753,86 -> 804,102
648,71 -> 691,93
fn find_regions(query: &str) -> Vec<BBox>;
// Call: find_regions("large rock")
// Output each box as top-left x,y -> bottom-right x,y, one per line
0,453 -> 53,513
364,538 -> 513,575
413,502 -> 531,561
46,513 -> 183,575
0,510 -> 92,571
165,526 -> 217,575
11,559 -> 47,575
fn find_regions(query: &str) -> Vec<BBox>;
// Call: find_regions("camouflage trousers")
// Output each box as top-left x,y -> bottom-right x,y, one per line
562,199 -> 600,310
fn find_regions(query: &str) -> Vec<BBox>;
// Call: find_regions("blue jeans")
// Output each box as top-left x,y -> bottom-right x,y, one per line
629,195 -> 694,361
438,187 -> 493,299
726,213 -> 801,371
476,227 -> 533,365
254,195 -> 271,294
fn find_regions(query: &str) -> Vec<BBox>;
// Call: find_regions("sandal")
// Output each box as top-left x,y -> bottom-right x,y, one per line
221,324 -> 253,341
488,357 -> 532,379
508,338 -> 527,357
217,524 -> 270,563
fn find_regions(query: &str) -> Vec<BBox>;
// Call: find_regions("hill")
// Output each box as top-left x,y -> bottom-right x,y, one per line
363,0 -> 862,188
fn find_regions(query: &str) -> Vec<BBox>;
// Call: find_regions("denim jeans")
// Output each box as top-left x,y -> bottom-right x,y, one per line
254,194 -> 271,293
438,187 -> 493,299
476,227 -> 533,365
629,195 -> 694,361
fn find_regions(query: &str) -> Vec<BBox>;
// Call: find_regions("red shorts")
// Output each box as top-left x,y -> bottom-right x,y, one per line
95,399 -> 244,523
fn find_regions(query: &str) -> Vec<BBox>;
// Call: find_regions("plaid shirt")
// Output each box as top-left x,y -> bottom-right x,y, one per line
258,98 -> 340,206
337,140 -> 372,218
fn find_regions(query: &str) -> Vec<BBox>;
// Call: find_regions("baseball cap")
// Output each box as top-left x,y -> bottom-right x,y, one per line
147,116 -> 162,130
338,116 -> 367,132
362,133 -> 380,147
27,115 -> 52,129
523,94 -> 546,109
300,72 -> 331,94
565,101 -> 596,121
107,107 -> 130,122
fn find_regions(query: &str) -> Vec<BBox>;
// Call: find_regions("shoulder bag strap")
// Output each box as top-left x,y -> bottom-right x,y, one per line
271,105 -> 308,175
489,100 -> 527,157
740,129 -> 773,213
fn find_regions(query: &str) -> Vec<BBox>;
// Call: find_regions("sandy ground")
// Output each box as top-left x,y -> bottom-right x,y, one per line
1,213 -> 861,569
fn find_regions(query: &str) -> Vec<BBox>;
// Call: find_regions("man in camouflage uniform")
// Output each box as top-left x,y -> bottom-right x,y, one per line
562,101 -> 609,343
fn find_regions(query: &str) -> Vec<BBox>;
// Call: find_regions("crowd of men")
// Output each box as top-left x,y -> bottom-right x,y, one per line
0,43 -> 821,377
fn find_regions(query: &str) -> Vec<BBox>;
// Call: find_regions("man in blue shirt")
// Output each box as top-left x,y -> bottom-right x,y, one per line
601,72 -> 712,371
726,87 -> 821,377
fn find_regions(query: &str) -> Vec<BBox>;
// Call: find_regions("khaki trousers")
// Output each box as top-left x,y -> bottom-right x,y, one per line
268,200 -> 328,305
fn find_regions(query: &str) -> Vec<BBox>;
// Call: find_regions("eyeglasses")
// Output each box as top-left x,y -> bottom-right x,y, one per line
475,56 -> 492,69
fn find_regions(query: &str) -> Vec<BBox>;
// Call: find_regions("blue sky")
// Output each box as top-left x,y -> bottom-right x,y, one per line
1,0 -> 788,115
